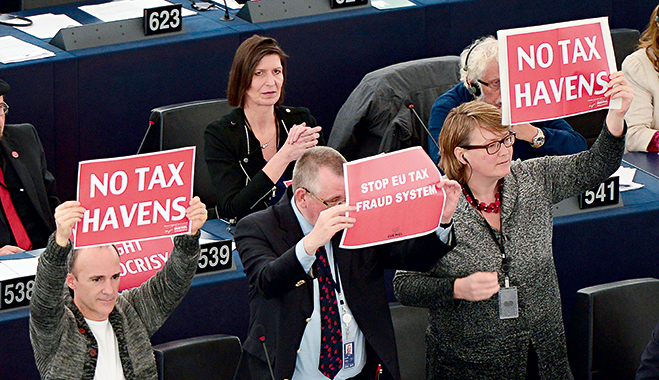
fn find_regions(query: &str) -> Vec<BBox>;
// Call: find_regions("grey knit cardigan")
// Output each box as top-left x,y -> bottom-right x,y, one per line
29,233 -> 201,380
394,126 -> 625,380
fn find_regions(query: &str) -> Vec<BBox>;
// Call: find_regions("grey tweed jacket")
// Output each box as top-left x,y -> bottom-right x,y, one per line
394,126 -> 625,380
29,233 -> 200,380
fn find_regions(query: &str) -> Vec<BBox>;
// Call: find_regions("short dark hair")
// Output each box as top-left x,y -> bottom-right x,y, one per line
227,35 -> 288,108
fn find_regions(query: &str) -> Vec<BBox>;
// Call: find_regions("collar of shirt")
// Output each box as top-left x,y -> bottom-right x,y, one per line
291,195 -> 314,236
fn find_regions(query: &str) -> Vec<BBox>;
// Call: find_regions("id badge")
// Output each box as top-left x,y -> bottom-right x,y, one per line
343,342 -> 355,368
498,286 -> 519,319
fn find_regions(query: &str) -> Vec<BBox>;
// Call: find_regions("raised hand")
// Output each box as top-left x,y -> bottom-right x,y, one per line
605,71 -> 634,137
186,196 -> 208,236
436,178 -> 461,225
303,204 -> 355,255
54,201 -> 86,247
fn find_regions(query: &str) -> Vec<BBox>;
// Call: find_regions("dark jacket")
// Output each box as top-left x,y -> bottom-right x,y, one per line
0,123 -> 58,248
235,188 -> 454,380
204,106 -> 317,222
637,320 -> 659,379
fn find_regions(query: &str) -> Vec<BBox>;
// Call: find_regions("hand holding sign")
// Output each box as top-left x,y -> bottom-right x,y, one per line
186,196 -> 208,236
54,201 -> 85,247
303,203 -> 356,255
435,178 -> 461,225
604,71 -> 634,137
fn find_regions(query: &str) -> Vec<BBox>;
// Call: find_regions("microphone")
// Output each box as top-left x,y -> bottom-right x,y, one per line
254,325 -> 275,380
220,0 -> 234,21
137,112 -> 160,154
405,101 -> 440,154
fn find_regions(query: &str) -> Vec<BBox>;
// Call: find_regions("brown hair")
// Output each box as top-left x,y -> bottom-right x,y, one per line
292,146 -> 346,192
227,35 -> 288,108
439,101 -> 509,185
638,5 -> 659,73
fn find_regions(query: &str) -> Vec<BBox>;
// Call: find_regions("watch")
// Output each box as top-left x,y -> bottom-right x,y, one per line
531,128 -> 545,148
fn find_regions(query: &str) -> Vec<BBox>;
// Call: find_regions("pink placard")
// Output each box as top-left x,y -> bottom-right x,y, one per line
498,17 -> 618,125
75,147 -> 195,248
340,147 -> 445,249
117,237 -> 174,291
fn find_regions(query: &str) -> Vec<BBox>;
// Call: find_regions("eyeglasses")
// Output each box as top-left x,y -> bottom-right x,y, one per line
303,187 -> 345,208
0,102 -> 8,115
190,0 -> 217,11
461,132 -> 515,155
477,78 -> 501,90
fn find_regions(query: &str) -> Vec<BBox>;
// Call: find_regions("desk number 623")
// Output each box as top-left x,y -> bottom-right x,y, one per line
144,4 -> 182,36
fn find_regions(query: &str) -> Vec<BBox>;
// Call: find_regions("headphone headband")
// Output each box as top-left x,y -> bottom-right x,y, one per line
464,39 -> 483,98
464,39 -> 481,72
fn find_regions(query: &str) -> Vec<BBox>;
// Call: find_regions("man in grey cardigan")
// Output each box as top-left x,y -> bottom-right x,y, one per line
29,197 -> 207,380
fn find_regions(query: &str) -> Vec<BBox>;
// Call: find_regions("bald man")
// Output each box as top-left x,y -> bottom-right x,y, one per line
29,197 -> 207,380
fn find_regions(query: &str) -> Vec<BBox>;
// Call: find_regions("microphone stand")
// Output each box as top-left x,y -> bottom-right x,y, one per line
406,102 -> 440,153
220,0 -> 234,21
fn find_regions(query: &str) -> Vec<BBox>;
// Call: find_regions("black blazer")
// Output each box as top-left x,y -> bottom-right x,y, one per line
0,124 -> 58,248
204,106 -> 319,222
235,188 -> 453,380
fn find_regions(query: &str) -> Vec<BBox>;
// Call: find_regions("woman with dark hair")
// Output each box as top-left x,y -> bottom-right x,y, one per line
205,35 -> 322,222
393,72 -> 632,379
623,5 -> 659,152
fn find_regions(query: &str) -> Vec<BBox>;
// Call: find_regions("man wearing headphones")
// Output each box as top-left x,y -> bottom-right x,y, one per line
427,36 -> 587,164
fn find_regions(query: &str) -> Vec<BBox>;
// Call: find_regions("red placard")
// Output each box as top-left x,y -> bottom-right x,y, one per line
117,237 -> 174,291
75,147 -> 195,249
498,17 -> 618,125
340,147 -> 445,249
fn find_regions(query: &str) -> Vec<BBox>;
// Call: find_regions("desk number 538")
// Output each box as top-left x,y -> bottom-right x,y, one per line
1,276 -> 35,310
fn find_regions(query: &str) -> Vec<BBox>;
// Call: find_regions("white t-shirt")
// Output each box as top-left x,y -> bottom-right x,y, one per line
85,318 -> 125,380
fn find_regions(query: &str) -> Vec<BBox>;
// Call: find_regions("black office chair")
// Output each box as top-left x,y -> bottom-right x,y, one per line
567,278 -> 659,380
141,99 -> 235,215
154,334 -> 242,380
328,56 -> 461,161
390,302 -> 429,380
611,28 -> 641,71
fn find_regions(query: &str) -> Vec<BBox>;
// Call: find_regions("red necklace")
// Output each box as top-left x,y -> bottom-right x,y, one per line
462,181 -> 503,213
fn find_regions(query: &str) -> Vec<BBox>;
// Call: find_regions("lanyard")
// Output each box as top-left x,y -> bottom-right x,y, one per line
315,249 -> 354,338
480,207 -> 511,288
